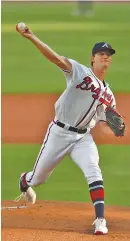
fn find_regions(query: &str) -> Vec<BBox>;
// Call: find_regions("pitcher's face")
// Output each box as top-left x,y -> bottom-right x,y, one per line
91,51 -> 112,70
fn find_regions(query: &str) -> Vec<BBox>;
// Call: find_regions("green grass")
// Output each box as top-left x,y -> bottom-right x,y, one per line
2,144 -> 130,206
2,2 -> 130,93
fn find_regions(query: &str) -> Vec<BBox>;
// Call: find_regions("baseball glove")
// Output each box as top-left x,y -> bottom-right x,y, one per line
105,107 -> 125,137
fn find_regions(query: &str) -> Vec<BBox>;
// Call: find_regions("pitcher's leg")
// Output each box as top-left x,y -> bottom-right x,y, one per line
22,123 -> 73,192
70,134 -> 105,222
25,123 -> 70,186
17,123 -> 73,205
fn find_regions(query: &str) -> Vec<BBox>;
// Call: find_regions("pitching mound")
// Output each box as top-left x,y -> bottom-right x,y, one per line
2,200 -> 130,241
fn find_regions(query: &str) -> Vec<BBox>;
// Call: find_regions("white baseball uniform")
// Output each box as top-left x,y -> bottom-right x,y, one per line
26,59 -> 116,187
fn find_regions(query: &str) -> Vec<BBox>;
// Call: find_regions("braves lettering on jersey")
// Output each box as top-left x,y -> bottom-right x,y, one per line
55,59 -> 116,129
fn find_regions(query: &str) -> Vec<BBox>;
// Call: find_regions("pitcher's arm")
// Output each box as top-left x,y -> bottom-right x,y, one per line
31,36 -> 72,70
16,23 -> 72,71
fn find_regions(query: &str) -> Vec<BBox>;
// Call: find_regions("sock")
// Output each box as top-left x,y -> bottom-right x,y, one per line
89,180 -> 104,218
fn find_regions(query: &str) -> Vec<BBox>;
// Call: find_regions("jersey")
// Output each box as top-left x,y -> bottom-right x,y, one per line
54,59 -> 116,130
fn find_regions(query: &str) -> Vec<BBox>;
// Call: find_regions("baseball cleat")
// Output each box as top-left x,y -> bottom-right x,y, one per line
92,218 -> 108,235
14,173 -> 36,204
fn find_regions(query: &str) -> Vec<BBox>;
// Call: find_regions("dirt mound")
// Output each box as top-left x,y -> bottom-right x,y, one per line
2,200 -> 130,241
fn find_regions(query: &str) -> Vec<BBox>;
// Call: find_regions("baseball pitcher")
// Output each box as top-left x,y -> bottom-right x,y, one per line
15,23 -> 125,235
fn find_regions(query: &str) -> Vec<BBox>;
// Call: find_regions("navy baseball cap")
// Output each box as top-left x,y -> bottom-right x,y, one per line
92,42 -> 116,56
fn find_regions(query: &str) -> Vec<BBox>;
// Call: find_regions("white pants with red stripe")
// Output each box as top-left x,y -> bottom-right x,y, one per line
26,121 -> 103,186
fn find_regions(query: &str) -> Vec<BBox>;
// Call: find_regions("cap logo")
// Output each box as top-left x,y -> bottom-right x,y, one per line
102,43 -> 108,48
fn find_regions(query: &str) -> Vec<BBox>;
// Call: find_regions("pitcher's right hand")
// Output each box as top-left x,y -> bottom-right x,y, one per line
16,22 -> 34,40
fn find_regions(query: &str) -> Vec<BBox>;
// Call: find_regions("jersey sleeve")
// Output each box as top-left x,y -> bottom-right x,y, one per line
61,58 -> 82,86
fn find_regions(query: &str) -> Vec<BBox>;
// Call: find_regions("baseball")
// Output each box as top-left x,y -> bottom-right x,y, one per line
16,22 -> 27,31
